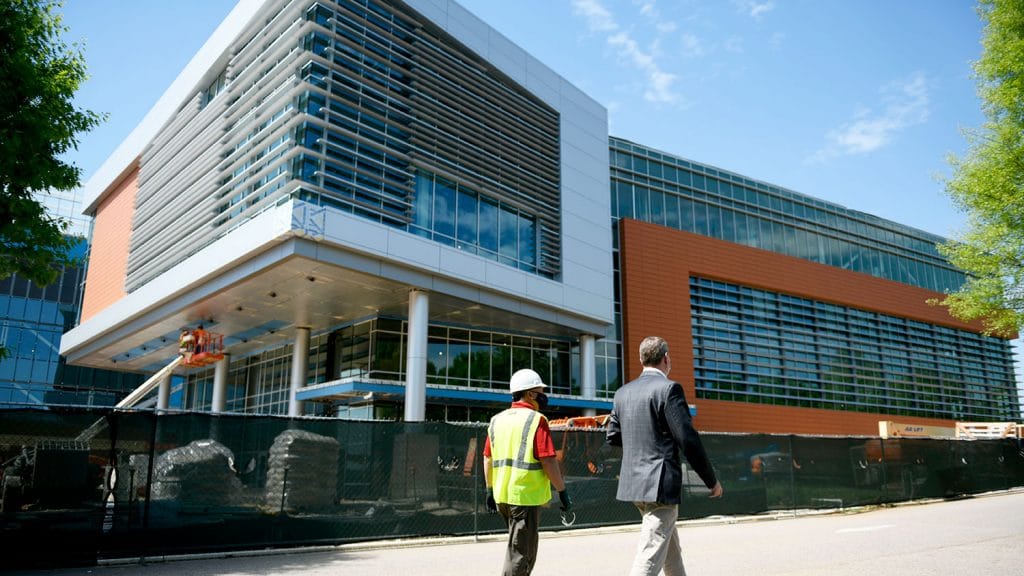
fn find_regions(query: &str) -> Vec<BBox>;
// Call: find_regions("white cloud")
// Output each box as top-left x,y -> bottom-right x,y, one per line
809,72 -> 932,163
681,33 -> 704,58
733,0 -> 776,19
657,20 -> 678,33
607,32 -> 680,104
634,0 -> 678,33
572,0 -> 618,32
723,35 -> 744,54
572,0 -> 682,105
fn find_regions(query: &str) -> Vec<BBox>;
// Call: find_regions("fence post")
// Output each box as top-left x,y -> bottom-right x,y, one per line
473,429 -> 480,541
879,438 -> 888,503
787,435 -> 796,510
143,412 -> 158,530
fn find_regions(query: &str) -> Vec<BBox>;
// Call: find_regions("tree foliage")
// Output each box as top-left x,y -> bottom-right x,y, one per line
935,0 -> 1024,337
0,0 -> 103,286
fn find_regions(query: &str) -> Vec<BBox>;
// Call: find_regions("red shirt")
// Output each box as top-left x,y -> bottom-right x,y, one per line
483,401 -> 557,459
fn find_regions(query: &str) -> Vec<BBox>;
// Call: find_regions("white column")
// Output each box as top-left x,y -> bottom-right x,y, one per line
289,327 -> 310,417
211,353 -> 230,413
580,334 -> 597,417
404,290 -> 429,422
157,371 -> 172,411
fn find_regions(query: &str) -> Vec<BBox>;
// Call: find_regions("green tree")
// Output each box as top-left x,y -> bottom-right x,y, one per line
934,0 -> 1024,337
1,0 -> 103,358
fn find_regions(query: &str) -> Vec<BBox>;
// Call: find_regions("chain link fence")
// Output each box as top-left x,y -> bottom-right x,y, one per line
2,407 -> 1022,568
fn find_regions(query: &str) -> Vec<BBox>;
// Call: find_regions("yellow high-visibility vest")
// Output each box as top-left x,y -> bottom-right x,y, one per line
489,407 -> 551,506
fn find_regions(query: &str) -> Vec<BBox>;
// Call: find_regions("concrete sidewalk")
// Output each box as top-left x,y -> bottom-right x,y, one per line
9,489 -> 1024,576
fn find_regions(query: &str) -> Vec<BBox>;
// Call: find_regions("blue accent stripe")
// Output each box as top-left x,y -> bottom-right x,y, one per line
296,381 -> 613,410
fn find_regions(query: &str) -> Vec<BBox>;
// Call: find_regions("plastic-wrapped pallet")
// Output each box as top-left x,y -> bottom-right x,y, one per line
265,429 -> 339,512
151,439 -> 244,506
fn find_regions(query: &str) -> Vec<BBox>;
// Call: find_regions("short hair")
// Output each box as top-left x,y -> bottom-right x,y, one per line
639,336 -> 668,367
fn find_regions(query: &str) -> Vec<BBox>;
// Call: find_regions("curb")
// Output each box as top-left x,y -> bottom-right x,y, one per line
99,487 -> 1024,567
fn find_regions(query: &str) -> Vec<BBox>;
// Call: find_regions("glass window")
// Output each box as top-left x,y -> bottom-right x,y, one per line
693,202 -> 709,236
634,157 -> 648,174
499,206 -> 518,263
447,340 -> 470,383
706,205 -> 722,238
413,173 -> 433,229
635,186 -> 650,222
432,178 -> 456,239
371,331 -> 402,376
648,160 -> 663,180
665,194 -> 680,229
720,209 -> 736,243
692,173 -> 706,192
518,214 -> 535,268
492,341 -> 512,383
679,198 -> 694,231
478,198 -> 498,254
456,189 -> 477,248
7,296 -> 25,320
649,190 -> 665,226
24,299 -> 41,324
615,181 -> 633,219
427,337 -> 447,384
470,342 -> 492,386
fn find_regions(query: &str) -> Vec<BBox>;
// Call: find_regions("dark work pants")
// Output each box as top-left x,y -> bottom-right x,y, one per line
497,503 -> 542,576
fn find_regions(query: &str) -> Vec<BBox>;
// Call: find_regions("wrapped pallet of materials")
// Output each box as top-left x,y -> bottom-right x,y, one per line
151,439 -> 244,506
265,429 -> 339,512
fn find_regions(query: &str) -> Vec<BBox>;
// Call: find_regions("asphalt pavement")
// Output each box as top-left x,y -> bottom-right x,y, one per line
7,489 -> 1023,576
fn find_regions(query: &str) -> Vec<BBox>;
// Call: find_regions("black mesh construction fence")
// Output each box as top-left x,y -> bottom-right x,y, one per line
1,408 -> 1022,568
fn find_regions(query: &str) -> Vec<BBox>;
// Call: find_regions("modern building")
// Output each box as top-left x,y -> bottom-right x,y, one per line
609,137 -> 1019,434
60,0 -> 613,423
59,0 -> 1019,434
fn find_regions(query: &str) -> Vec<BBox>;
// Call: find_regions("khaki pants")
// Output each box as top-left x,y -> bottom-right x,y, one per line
497,503 -> 542,576
629,502 -> 686,576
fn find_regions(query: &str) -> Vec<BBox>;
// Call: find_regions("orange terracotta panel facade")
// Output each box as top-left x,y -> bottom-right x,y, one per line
618,218 -> 985,436
80,165 -> 139,322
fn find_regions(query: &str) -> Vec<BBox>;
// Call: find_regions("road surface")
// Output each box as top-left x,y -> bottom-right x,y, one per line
9,489 -> 1023,576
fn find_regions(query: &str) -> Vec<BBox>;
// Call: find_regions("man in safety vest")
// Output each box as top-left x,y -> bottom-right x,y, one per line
483,368 -> 572,576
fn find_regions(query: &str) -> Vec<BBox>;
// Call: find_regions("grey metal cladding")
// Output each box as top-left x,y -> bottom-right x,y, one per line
126,0 -> 562,292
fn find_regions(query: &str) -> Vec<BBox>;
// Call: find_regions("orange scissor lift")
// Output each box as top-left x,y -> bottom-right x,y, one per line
179,330 -> 225,367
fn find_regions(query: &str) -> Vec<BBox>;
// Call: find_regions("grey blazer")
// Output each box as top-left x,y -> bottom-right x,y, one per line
606,369 -> 717,504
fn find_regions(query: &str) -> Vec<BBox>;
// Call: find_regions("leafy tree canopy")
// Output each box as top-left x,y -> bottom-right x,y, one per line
935,0 -> 1024,337
0,0 -> 103,287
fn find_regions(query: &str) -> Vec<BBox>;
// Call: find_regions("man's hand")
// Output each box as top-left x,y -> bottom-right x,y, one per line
486,492 -> 498,513
708,481 -> 724,498
558,489 -> 573,512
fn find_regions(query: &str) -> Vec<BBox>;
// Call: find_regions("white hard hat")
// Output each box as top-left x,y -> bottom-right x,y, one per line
510,368 -> 547,393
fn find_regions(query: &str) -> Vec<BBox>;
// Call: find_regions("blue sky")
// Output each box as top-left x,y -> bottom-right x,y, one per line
57,1 -> 1021,396
63,0 -> 987,241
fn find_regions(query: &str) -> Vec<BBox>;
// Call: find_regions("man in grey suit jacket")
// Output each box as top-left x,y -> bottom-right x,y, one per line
607,336 -> 723,576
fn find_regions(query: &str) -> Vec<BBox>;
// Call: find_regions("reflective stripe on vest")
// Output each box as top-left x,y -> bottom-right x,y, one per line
488,408 -> 551,506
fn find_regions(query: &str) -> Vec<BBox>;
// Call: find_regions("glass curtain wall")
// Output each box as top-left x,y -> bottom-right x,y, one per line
327,318 -> 573,395
689,277 -> 1019,421
0,239 -> 145,407
609,137 -> 965,294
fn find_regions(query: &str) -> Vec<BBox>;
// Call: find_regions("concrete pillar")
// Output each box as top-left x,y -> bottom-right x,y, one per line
289,327 -> 310,417
157,371 -> 172,411
211,353 -> 230,413
404,290 -> 429,422
581,334 -> 597,417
